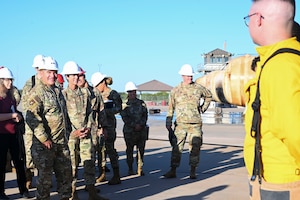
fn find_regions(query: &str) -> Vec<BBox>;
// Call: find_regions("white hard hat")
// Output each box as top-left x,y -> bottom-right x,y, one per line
91,72 -> 107,87
32,54 -> 45,68
39,56 -> 58,71
178,64 -> 194,76
61,61 -> 81,75
0,67 -> 14,79
125,81 -> 138,92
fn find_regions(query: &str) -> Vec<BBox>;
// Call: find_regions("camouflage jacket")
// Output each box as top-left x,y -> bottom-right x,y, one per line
121,98 -> 148,129
166,82 -> 212,126
21,75 -> 39,113
101,88 -> 122,128
62,87 -> 93,136
12,86 -> 21,106
25,79 -> 70,144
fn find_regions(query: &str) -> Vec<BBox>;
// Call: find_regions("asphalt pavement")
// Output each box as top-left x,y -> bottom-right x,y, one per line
4,111 -> 249,200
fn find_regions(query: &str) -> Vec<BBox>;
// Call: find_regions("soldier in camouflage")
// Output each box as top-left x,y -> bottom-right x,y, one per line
91,72 -> 121,185
25,56 -> 72,200
163,64 -> 212,179
77,67 -> 94,93
91,74 -> 122,185
120,81 -> 148,176
77,67 -> 98,173
61,61 -> 108,200
21,54 -> 44,190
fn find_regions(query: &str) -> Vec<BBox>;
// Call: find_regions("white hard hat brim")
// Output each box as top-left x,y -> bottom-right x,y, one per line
91,73 -> 107,87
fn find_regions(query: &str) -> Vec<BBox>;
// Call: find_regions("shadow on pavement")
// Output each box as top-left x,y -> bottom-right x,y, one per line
4,139 -> 245,200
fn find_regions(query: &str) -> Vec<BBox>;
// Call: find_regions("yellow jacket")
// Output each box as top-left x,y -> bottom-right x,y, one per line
244,37 -> 300,183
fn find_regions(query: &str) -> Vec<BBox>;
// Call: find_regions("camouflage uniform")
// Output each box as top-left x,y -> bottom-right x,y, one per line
26,79 -> 72,200
13,86 -> 21,106
92,88 -> 122,183
82,84 -> 97,146
21,75 -> 39,188
86,86 -> 101,166
96,88 -> 122,184
120,97 -> 148,174
62,86 -> 95,195
165,82 -> 212,177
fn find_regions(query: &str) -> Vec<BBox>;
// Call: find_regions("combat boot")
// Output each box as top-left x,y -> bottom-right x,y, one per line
190,166 -> 197,179
163,167 -> 176,178
25,169 -> 34,189
108,168 -> 121,185
86,185 -> 108,200
127,161 -> 135,175
137,166 -> 144,176
128,168 -> 135,175
127,164 -> 135,175
96,167 -> 107,183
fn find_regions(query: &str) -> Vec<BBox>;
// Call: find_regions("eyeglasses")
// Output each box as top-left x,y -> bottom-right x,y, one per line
243,13 -> 264,27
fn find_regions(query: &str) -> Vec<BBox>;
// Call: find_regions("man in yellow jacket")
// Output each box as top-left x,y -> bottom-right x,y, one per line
244,0 -> 300,199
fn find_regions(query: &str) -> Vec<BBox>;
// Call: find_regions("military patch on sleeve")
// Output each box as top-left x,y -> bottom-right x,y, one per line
29,99 -> 35,106
28,95 -> 41,110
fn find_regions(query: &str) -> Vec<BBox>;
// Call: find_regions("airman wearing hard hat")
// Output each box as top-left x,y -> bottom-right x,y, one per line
77,67 -> 97,146
21,54 -> 45,190
61,62 -> 108,200
77,67 -> 91,89
0,66 -> 31,199
91,72 -> 121,185
91,72 -> 122,185
25,56 -> 73,200
163,64 -> 212,179
120,81 -> 148,176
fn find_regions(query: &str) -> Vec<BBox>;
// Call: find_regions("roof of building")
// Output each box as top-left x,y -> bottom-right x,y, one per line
203,48 -> 233,56
137,79 -> 173,92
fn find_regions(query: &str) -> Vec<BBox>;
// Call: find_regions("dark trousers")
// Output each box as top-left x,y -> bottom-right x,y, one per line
0,134 -> 27,194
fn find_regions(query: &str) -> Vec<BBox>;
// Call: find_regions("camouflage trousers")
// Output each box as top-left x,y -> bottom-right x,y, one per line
31,142 -> 72,200
92,133 -> 105,171
170,123 -> 203,168
68,135 -> 95,186
123,127 -> 147,168
23,124 -> 35,172
90,125 -> 120,173
97,127 -> 119,169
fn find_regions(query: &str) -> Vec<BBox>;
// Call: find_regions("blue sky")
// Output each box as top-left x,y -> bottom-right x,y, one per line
1,1 -> 299,92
